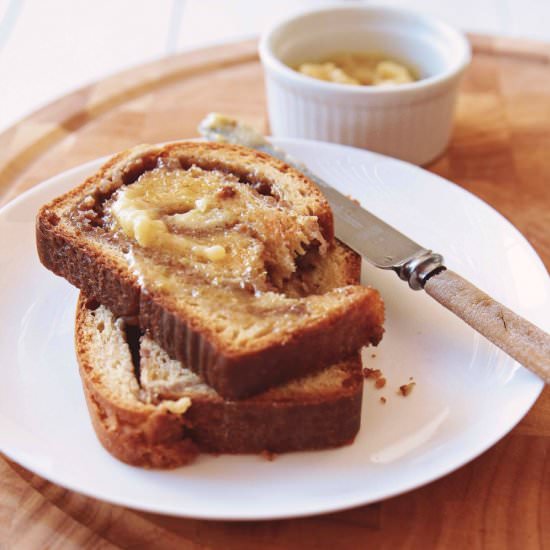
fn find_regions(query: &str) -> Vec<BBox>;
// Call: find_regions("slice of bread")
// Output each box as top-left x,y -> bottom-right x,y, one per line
39,142 -> 384,398
76,243 -> 366,468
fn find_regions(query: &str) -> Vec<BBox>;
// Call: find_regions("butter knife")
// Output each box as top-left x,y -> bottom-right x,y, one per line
199,113 -> 550,384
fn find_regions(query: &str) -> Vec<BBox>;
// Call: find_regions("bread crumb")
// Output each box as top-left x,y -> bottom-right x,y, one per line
380,396 -> 387,404
371,353 -> 377,359
260,450 -> 276,461
363,368 -> 382,379
398,382 -> 416,397
346,194 -> 360,206
375,377 -> 386,389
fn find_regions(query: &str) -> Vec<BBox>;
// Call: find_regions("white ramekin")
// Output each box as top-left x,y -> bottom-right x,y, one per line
259,6 -> 471,165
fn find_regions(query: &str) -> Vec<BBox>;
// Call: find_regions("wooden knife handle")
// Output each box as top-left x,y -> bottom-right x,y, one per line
424,269 -> 550,383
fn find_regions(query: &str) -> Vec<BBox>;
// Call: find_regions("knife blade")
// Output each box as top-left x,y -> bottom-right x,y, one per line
198,113 -> 550,383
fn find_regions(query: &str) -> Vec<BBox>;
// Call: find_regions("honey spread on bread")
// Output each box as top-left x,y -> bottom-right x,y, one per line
108,163 -> 327,292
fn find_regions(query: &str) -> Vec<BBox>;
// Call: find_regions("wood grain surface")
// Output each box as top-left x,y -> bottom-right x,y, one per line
0,36 -> 549,549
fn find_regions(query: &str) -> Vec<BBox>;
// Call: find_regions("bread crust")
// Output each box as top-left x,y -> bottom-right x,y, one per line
38,141 -> 384,398
81,374 -> 199,469
75,294 -> 363,469
140,284 -> 382,398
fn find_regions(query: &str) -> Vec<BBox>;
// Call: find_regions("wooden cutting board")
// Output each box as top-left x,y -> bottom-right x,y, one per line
0,36 -> 548,549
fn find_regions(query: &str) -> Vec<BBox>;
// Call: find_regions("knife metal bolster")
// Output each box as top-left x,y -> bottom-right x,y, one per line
396,251 -> 446,290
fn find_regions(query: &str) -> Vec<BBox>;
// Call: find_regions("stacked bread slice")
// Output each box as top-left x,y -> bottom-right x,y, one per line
37,141 -> 384,468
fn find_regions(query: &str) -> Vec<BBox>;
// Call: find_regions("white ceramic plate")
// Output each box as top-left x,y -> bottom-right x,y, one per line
0,139 -> 547,520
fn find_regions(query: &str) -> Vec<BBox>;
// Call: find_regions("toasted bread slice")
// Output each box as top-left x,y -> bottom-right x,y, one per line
39,142 -> 384,398
76,240 -> 366,468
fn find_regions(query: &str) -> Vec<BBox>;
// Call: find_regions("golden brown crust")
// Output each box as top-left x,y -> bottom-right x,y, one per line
82,380 -> 199,468
141,283 -> 382,398
75,294 -> 363,468
39,141 -> 384,399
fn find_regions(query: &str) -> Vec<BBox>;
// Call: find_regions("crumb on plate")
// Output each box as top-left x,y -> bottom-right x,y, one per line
363,367 -> 383,379
260,450 -> 276,461
398,381 -> 416,397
